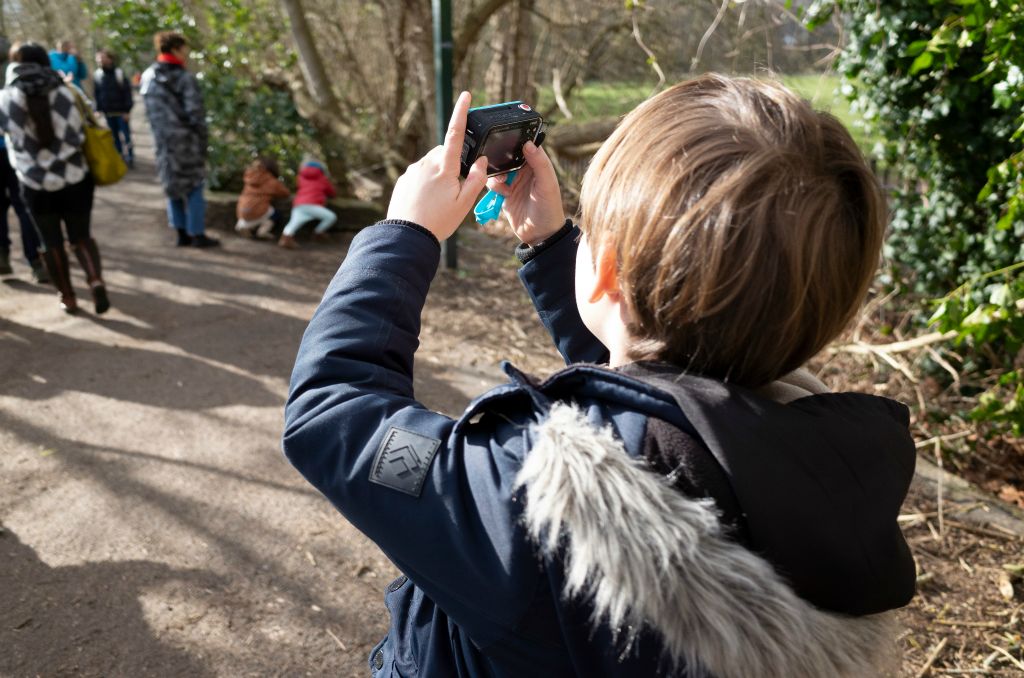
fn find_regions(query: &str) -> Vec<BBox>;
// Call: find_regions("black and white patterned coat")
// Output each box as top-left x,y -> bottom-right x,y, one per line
140,61 -> 207,200
0,62 -> 89,192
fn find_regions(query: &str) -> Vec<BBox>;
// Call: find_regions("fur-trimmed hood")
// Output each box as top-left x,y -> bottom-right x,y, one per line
516,401 -> 906,677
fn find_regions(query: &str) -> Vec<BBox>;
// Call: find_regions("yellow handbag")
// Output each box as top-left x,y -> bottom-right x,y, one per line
70,89 -> 127,186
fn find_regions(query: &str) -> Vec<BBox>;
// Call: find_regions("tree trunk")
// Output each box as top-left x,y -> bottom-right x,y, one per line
279,0 -> 341,114
509,0 -> 536,103
484,0 -> 535,103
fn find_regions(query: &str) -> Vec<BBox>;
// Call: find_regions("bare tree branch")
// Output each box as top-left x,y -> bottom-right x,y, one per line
631,3 -> 665,91
691,0 -> 729,72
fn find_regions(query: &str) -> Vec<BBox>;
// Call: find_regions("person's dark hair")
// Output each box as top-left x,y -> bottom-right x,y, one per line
154,31 -> 187,55
97,48 -> 117,64
9,42 -> 56,148
256,156 -> 280,178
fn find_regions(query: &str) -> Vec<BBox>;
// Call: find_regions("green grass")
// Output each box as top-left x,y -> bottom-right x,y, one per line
534,74 -> 880,157
534,81 -> 652,121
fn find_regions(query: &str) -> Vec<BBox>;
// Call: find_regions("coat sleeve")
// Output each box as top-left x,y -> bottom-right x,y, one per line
517,223 -> 609,365
120,70 -> 134,111
269,177 -> 290,199
284,220 -> 541,644
181,73 -> 207,155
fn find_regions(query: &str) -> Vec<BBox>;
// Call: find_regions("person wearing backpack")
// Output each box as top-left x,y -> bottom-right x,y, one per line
94,49 -> 134,168
140,31 -> 218,248
0,42 -> 110,314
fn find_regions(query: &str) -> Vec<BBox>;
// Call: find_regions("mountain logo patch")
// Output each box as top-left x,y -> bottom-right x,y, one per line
369,427 -> 441,497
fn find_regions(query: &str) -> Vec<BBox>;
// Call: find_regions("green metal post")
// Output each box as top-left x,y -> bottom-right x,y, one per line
433,0 -> 457,269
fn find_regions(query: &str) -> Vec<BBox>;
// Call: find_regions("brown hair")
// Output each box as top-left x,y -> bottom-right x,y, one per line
8,42 -> 56,148
154,31 -> 187,55
579,74 -> 886,387
254,156 -> 280,178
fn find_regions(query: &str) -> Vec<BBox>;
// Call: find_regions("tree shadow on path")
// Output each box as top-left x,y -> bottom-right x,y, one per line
0,524 -> 220,677
0,316 -> 280,409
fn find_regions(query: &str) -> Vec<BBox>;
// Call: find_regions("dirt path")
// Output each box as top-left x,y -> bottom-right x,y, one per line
0,111 -> 564,676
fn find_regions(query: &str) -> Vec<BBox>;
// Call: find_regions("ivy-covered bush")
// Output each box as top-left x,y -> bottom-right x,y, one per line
804,0 -> 1024,435
930,263 -> 1024,435
806,0 -> 1023,294
88,0 -> 316,191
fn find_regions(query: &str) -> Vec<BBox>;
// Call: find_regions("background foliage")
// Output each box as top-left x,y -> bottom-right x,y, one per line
87,0 -> 317,190
805,0 -> 1024,434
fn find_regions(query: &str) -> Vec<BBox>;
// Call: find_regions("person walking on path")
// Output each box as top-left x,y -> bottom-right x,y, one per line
0,134 -> 47,282
0,42 -> 110,314
93,49 -> 134,168
140,31 -> 218,248
277,157 -> 336,249
48,40 -> 87,89
236,157 -> 289,238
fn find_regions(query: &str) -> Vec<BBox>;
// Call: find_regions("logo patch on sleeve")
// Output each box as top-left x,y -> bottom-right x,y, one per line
369,427 -> 441,497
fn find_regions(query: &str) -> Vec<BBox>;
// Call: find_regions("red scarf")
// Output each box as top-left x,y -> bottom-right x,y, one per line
157,53 -> 185,66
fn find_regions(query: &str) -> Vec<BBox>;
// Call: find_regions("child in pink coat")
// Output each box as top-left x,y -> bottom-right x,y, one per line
278,157 -> 337,249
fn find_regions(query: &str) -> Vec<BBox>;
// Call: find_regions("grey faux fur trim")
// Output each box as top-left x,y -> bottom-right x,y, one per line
515,403 -> 899,678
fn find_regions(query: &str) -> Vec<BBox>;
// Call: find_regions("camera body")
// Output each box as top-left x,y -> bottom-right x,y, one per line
460,101 -> 546,178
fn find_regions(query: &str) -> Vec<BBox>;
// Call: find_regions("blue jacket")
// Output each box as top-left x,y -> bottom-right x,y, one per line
47,51 -> 87,89
284,221 -> 916,677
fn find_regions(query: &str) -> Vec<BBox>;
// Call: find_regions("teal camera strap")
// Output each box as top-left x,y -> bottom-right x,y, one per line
474,171 -> 517,225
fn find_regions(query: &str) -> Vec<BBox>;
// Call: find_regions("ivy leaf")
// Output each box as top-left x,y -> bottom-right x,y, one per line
909,51 -> 934,75
907,40 -> 930,57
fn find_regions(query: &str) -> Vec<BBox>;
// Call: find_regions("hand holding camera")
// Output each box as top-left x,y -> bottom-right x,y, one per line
484,141 -> 565,247
386,91 -> 489,242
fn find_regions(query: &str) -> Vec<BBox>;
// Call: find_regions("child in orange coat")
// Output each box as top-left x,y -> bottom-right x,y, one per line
235,157 -> 289,238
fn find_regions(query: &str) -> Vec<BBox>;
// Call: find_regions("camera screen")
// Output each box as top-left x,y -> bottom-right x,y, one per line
481,127 -> 527,174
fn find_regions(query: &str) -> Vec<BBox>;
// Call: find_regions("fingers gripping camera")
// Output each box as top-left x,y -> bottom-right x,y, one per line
459,102 -> 547,178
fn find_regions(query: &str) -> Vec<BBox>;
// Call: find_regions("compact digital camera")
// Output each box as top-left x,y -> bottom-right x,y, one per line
460,101 -> 546,178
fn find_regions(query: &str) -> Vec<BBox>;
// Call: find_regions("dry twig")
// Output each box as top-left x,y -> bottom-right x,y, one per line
325,627 -> 347,651
986,644 -> 1024,672
915,636 -> 949,678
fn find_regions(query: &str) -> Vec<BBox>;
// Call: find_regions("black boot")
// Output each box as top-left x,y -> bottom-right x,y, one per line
72,238 -> 110,315
191,233 -> 220,248
40,247 -> 77,313
175,229 -> 191,247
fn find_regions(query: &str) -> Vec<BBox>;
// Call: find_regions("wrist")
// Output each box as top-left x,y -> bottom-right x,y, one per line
522,217 -> 568,247
515,220 -> 575,264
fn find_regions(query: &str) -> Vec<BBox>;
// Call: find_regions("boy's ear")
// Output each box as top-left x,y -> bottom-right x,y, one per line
589,242 -> 621,304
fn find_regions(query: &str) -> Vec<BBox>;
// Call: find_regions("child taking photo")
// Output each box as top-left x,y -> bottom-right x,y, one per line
278,156 -> 336,249
285,76 -> 916,677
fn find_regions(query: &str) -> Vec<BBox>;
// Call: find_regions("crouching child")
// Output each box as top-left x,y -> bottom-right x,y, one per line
283,76 -> 917,677
236,157 -> 289,238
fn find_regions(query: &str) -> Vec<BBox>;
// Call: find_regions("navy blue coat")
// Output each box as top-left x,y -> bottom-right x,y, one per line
94,66 -> 133,114
284,220 -> 916,677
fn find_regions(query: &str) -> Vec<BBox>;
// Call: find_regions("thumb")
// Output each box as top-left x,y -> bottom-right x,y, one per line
459,156 -> 488,208
523,141 -> 558,194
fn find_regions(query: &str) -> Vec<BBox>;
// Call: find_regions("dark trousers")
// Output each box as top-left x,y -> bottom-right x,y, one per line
0,150 -> 41,263
21,175 -> 95,251
104,114 -> 133,163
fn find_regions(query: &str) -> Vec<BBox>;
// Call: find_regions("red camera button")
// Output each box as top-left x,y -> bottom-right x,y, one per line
518,104 -> 531,111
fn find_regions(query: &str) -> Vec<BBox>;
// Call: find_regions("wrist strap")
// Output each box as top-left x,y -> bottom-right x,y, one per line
473,171 -> 517,225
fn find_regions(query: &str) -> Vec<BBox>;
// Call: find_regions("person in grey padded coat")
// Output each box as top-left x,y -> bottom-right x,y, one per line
140,31 -> 217,248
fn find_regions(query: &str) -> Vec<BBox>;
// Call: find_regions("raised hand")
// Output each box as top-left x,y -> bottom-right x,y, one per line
386,91 -> 489,242
485,141 -> 565,246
